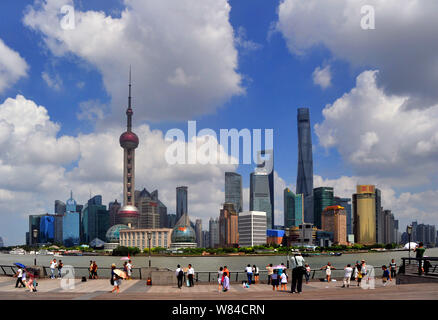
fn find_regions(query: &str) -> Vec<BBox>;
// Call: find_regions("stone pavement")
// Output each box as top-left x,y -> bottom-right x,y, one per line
0,276 -> 437,300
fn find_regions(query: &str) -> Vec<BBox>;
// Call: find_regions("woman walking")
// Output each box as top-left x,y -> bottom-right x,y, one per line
253,265 -> 259,284
217,267 -> 224,291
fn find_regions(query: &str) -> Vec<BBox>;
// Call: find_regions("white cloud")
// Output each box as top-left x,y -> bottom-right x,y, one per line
312,65 -> 331,89
276,0 -> 438,108
41,71 -> 62,91
0,38 -> 28,94
315,70 -> 438,187
23,0 -> 244,122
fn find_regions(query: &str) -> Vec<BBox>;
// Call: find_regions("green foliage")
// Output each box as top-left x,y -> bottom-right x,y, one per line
112,246 -> 140,256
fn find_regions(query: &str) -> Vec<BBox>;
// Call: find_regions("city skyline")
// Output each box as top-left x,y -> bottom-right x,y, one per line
1,1 -> 438,245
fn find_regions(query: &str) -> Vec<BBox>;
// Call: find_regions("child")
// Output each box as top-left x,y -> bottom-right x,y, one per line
222,272 -> 230,292
382,265 -> 391,286
305,264 -> 311,284
342,264 -> 353,288
271,269 -> 279,291
280,270 -> 288,291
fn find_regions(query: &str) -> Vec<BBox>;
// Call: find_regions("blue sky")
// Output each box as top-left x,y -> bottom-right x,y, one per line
1,0 -> 438,245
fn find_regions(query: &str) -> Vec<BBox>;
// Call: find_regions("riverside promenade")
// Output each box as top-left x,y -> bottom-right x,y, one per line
0,276 -> 437,300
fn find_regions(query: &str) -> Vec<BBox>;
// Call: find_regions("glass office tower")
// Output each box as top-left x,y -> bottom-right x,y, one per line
313,187 -> 334,229
39,215 -> 55,243
225,172 -> 243,213
176,186 -> 188,220
250,171 -> 272,229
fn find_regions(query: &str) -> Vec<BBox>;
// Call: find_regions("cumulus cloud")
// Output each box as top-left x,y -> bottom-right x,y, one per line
276,0 -> 438,108
312,65 -> 331,89
23,0 -> 244,122
0,38 -> 28,94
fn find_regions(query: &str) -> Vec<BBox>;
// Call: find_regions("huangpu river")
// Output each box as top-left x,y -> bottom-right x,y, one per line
1,248 -> 437,278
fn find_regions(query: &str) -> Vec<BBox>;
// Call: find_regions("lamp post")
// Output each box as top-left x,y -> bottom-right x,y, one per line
407,225 -> 413,264
147,232 -> 152,268
32,229 -> 38,266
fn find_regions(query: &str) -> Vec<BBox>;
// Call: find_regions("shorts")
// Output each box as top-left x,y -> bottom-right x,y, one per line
271,279 -> 279,286
218,278 -> 222,285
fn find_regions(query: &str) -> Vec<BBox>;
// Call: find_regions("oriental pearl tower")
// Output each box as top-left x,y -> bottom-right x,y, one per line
118,69 -> 139,228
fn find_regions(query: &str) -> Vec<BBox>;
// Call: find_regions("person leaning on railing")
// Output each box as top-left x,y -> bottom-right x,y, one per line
414,242 -> 426,275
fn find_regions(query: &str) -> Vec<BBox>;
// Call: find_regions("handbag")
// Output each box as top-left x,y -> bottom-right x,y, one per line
294,256 -> 306,274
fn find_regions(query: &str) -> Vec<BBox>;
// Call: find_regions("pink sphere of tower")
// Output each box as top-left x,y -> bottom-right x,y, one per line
120,131 -> 139,149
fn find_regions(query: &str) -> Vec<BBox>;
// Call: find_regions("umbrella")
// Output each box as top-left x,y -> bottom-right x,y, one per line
120,257 -> 130,261
14,263 -> 26,268
404,242 -> 418,250
274,265 -> 285,269
113,269 -> 127,279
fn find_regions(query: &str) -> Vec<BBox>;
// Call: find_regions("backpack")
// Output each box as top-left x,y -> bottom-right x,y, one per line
178,270 -> 184,277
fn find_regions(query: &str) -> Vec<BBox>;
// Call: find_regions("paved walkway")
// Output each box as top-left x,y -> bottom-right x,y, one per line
0,276 -> 437,300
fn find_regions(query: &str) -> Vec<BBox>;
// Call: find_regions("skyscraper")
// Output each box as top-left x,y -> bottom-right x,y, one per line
195,219 -> 203,248
334,197 -> 352,235
81,195 -> 109,244
238,211 -> 267,247
313,187 -> 334,229
322,205 -> 347,245
225,172 -> 243,213
219,203 -> 239,247
150,190 -> 168,228
284,188 -> 304,228
296,108 -> 314,224
54,200 -> 66,215
0,237 -> 3,248
118,69 -> 140,228
375,188 -> 384,244
257,150 -> 274,224
353,185 -> 376,245
63,192 -> 80,247
108,200 -> 121,227
209,217 -> 219,248
250,171 -> 273,229
39,215 -> 55,243
176,186 -> 188,220
135,188 -> 160,229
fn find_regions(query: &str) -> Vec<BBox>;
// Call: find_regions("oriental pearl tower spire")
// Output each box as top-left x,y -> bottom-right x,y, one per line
118,68 -> 139,228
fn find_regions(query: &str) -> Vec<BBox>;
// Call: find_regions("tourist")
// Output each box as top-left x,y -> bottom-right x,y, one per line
217,267 -> 223,291
320,262 -> 335,282
21,268 -> 27,288
89,260 -> 93,279
57,260 -> 63,278
111,265 -> 122,294
361,260 -> 368,284
382,265 -> 391,286
389,259 -> 397,279
271,269 -> 279,291
92,261 -> 98,279
354,261 -> 362,286
222,266 -> 229,284
245,264 -> 253,285
280,269 -> 288,291
187,264 -> 195,287
290,253 -> 305,294
304,264 -> 311,284
176,264 -> 184,289
266,264 -> 273,285
342,264 -> 353,288
14,266 -> 25,288
253,265 -> 260,284
27,272 -> 36,292
110,263 -> 116,288
414,242 -> 426,275
126,260 -> 133,280
49,258 -> 57,279
277,263 -> 285,278
222,271 -> 230,292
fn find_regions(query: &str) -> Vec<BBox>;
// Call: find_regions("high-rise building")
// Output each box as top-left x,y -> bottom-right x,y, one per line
150,190 -> 168,228
135,189 -> 160,229
195,219 -> 203,248
375,189 -> 384,244
313,187 -> 334,229
39,215 -> 55,243
81,195 -> 109,244
296,108 -> 314,224
238,211 -> 267,247
209,217 -> 219,248
118,70 -> 140,228
176,186 -> 188,220
322,205 -> 347,245
54,200 -> 66,215
284,188 -> 304,228
219,203 -> 239,247
256,150 -> 274,225
202,230 -> 209,249
29,214 -> 44,245
353,185 -> 376,245
108,200 -> 121,227
54,214 -> 63,244
167,214 -> 177,229
225,172 -> 243,213
250,171 -> 273,229
334,197 -> 352,235
383,210 -> 395,244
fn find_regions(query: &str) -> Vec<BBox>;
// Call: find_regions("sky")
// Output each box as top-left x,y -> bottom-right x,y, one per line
1,0 -> 438,245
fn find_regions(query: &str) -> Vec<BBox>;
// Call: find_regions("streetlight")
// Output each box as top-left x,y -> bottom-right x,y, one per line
147,232 -> 152,268
32,229 -> 38,266
407,225 -> 413,264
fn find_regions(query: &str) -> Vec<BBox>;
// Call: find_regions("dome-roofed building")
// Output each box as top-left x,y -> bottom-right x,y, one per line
170,213 -> 197,249
104,224 -> 131,251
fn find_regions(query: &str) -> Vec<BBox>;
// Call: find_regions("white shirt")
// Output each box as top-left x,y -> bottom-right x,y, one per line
126,263 -> 132,270
50,261 -> 56,269
290,255 -> 305,268
344,267 -> 353,278
245,266 -> 253,273
187,267 -> 194,275
280,273 -> 288,283
17,268 -> 23,277
175,267 -> 182,277
21,271 -> 26,281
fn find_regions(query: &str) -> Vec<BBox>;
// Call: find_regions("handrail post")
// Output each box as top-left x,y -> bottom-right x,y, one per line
208,272 -> 211,283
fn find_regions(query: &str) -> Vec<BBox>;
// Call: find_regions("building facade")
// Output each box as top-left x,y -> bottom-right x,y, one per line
135,189 -> 160,229
313,187 -> 334,229
284,188 -> 304,228
334,197 -> 352,235
322,205 -> 347,245
108,200 -> 121,228
195,219 -> 203,248
120,228 -> 172,250
256,150 -> 274,227
219,203 -> 239,247
39,215 -> 55,244
238,211 -> 267,247
81,195 -> 109,244
225,172 -> 243,213
250,171 -> 272,229
209,217 -> 219,248
176,186 -> 188,220
353,185 -> 376,245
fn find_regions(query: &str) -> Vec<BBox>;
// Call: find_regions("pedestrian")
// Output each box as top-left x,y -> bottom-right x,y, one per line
111,266 -> 122,294
126,260 -> 133,280
342,264 -> 353,288
57,260 -> 63,278
222,271 -> 230,292
21,268 -> 27,287
271,269 -> 279,291
304,264 -> 311,284
92,261 -> 98,279
14,267 -> 25,288
320,262 -> 335,282
217,267 -> 223,291
266,264 -> 273,285
361,260 -> 368,284
175,264 -> 184,289
354,261 -> 362,286
27,272 -> 36,293
290,252 -> 306,294
382,265 -> 391,286
389,259 -> 397,278
110,263 -> 116,289
414,242 -> 426,275
222,266 -> 229,284
280,270 -> 288,291
253,265 -> 260,284
187,264 -> 195,287
89,260 -> 93,279
49,258 -> 57,279
245,264 -> 253,285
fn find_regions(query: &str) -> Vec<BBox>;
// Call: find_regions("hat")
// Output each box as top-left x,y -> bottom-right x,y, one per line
111,263 -> 116,267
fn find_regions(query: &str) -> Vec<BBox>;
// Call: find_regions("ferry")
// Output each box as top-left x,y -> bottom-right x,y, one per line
9,248 -> 26,255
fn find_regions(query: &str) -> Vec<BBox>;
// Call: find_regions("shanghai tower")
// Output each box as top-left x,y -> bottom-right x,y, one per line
296,108 -> 314,224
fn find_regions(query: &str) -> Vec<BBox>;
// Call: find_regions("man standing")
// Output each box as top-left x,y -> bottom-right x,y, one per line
266,264 -> 273,285
414,242 -> 426,275
126,260 -> 133,280
342,264 -> 353,288
187,264 -> 195,287
290,253 -> 305,294
245,264 -> 253,285
389,259 -> 397,279
49,259 -> 57,279
175,264 -> 184,289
